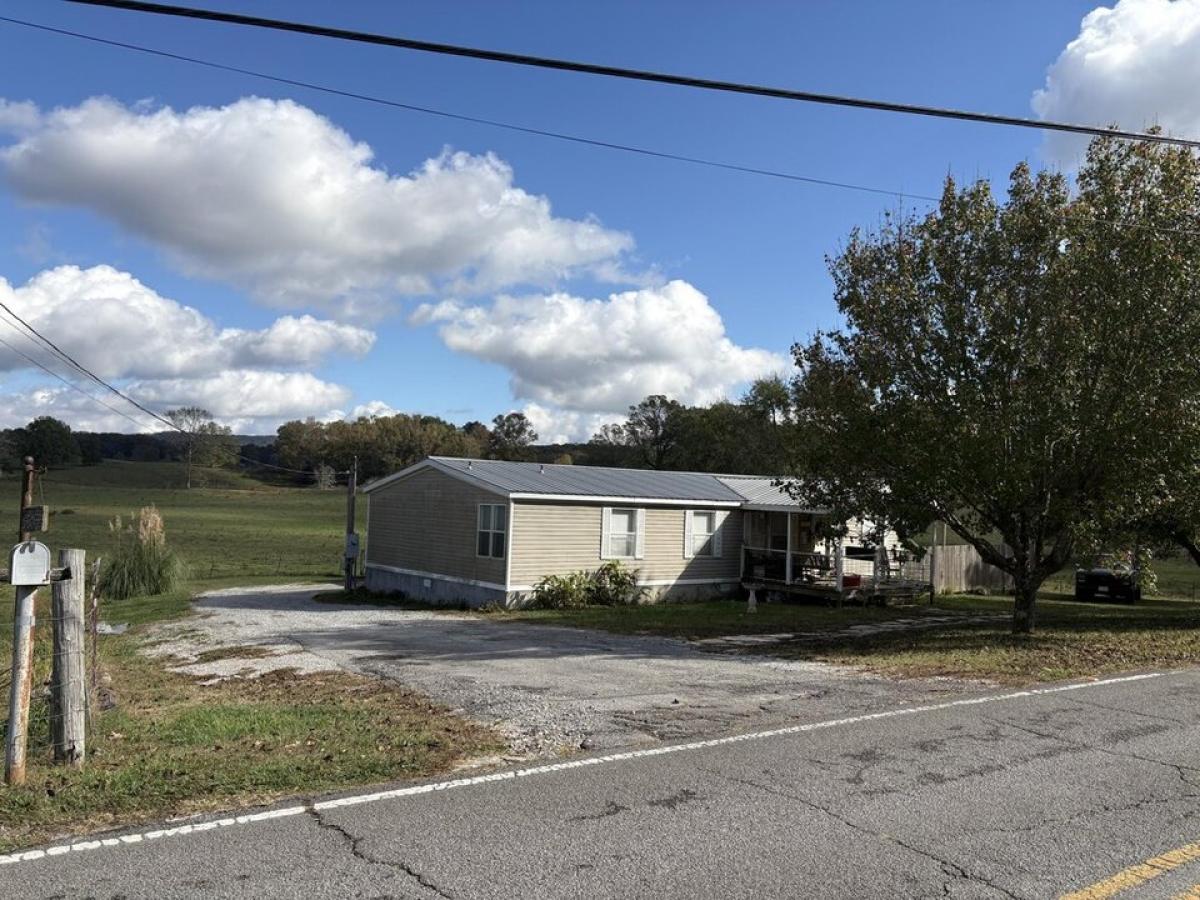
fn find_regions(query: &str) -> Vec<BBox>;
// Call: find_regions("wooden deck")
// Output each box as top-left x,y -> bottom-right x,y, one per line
741,576 -> 932,607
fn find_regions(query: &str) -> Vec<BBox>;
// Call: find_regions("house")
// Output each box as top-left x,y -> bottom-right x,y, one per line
361,457 -> 921,607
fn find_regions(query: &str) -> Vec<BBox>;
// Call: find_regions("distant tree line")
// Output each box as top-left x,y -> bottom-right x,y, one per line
266,380 -> 796,483
0,383 -> 798,486
0,409 -> 236,483
273,411 -> 541,481
584,377 -> 794,474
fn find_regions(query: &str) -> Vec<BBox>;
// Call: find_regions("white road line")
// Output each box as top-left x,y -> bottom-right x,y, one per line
0,670 -> 1169,867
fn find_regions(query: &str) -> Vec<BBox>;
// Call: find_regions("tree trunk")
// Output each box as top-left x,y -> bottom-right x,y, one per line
1011,580 -> 1037,634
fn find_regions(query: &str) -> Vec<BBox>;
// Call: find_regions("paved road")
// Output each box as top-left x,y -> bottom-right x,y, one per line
9,669 -> 1200,899
147,585 -> 986,755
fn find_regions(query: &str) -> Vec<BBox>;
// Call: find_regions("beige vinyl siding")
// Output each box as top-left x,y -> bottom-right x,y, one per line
366,467 -> 507,586
510,501 -> 742,587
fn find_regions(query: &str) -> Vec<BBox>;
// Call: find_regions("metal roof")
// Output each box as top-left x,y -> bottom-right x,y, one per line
363,457 -> 819,509
430,457 -> 746,502
716,475 -> 812,510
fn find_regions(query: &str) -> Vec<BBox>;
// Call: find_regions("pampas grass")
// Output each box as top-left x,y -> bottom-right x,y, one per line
99,505 -> 187,600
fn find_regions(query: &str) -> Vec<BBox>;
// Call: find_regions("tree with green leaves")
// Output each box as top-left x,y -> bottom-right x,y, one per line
165,407 -> 236,488
488,412 -> 538,461
789,135 -> 1200,633
14,416 -> 81,468
621,395 -> 681,469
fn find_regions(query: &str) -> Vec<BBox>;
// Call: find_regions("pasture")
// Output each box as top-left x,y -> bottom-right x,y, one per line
5,460 -> 362,582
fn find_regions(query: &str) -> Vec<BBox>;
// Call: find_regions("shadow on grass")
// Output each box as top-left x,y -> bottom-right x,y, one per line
765,598 -> 1200,684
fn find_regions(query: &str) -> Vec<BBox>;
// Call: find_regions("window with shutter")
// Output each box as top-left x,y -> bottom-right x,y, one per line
605,508 -> 638,559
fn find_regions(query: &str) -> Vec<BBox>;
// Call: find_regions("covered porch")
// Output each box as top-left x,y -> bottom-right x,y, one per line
740,508 -> 930,605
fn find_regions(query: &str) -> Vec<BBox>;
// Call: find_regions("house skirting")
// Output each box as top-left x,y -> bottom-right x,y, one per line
364,563 -> 506,607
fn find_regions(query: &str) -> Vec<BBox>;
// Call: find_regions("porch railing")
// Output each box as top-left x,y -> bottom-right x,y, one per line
742,545 -> 930,588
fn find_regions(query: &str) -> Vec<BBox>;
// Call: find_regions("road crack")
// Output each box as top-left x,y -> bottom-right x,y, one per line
699,767 -> 1026,900
306,805 -> 453,899
982,714 -> 1200,793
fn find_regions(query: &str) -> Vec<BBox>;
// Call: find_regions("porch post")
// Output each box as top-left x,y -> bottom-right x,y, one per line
785,514 -> 793,585
835,537 -> 845,594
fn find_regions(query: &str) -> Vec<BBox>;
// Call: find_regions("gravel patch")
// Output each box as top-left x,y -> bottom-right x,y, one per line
143,584 -> 992,757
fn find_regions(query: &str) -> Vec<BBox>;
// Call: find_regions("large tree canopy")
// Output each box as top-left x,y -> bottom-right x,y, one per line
790,136 -> 1200,633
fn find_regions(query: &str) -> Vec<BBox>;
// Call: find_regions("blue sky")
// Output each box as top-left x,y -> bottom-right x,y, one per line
0,0 -> 1189,439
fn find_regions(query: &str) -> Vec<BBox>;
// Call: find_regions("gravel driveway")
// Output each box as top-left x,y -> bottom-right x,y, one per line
145,584 -> 985,756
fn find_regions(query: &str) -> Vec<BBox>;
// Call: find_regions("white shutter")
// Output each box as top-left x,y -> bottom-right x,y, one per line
634,509 -> 646,559
713,510 -> 727,558
600,507 -> 612,559
683,510 -> 695,558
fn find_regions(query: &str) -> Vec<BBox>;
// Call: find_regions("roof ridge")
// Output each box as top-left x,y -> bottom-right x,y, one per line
432,456 -> 789,481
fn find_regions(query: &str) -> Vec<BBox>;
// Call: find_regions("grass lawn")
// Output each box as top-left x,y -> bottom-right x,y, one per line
474,598 -> 955,639
466,590 -> 1200,686
0,462 -> 501,854
760,593 -> 1200,685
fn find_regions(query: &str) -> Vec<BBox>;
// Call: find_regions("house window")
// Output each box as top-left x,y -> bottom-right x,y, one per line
605,508 -> 640,559
690,510 -> 717,557
477,504 -> 506,558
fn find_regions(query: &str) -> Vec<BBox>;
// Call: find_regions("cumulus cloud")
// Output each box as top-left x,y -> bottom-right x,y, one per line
0,265 -> 373,433
0,265 -> 373,379
126,371 -> 351,432
0,96 -> 633,311
414,279 -> 787,439
521,403 -> 624,446
0,378 -> 352,435
1033,0 -> 1200,163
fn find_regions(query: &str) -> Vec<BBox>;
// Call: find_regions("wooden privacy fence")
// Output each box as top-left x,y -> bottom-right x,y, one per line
930,543 -> 1013,595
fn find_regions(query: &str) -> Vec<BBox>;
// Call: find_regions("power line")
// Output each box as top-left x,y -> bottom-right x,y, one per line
0,305 -> 328,476
0,298 -> 177,431
13,15 -> 1200,241
0,15 -> 936,203
62,0 -> 1200,150
0,318 -> 155,431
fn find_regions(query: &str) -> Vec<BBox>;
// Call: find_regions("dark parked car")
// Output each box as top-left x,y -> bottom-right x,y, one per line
1074,567 -> 1141,604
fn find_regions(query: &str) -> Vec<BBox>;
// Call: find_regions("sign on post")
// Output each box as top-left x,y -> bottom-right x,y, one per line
10,541 -> 51,586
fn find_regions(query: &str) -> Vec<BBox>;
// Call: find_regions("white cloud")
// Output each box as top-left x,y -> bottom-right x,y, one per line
0,378 -> 351,435
0,265 -> 371,433
415,279 -> 787,440
346,400 -> 399,420
0,265 -> 374,379
0,96 -> 633,312
126,371 -> 351,432
1033,0 -> 1200,163
521,403 -> 624,446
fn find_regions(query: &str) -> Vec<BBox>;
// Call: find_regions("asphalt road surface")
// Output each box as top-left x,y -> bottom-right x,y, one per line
8,669 -> 1200,899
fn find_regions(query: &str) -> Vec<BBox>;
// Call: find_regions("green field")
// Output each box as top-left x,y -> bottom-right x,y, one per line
5,460 -> 363,582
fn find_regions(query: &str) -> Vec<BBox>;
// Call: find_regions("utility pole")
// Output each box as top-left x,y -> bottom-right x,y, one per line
5,457 -> 37,785
344,456 -> 358,591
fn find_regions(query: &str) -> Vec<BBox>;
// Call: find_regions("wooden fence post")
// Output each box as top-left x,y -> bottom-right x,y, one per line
51,549 -> 86,768
5,585 -> 37,785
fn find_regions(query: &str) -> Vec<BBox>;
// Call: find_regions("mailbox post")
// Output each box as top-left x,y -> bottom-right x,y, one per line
5,540 -> 50,785
5,457 -> 49,786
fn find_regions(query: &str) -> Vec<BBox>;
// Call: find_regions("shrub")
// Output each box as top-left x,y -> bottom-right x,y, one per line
99,505 -> 187,600
528,571 -> 591,609
586,560 -> 645,606
528,561 -> 644,609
